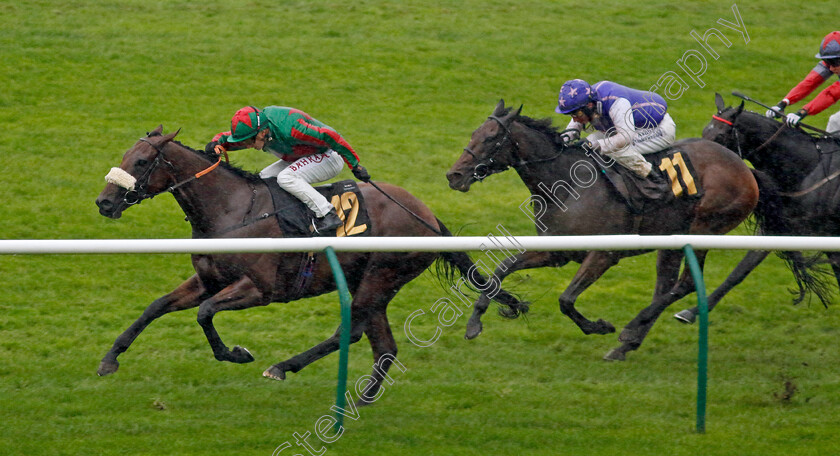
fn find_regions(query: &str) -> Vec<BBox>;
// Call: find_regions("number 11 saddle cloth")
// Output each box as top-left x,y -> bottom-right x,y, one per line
595,147 -> 705,215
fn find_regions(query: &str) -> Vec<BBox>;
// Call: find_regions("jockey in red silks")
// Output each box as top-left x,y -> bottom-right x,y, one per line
765,31 -> 840,133
207,106 -> 370,236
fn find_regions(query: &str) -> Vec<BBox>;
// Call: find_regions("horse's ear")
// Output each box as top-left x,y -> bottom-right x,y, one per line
736,100 -> 744,114
162,128 -> 180,142
149,125 -> 164,136
494,99 -> 506,117
514,104 -> 523,117
714,93 -> 725,113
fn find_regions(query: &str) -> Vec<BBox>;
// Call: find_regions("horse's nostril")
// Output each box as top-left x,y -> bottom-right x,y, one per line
96,198 -> 113,212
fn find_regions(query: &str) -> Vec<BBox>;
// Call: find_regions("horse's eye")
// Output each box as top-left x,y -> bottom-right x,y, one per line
135,159 -> 148,168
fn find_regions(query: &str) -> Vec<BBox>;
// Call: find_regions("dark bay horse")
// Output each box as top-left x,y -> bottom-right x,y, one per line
673,94 -> 839,323
445,100 -> 759,360
95,126 -> 525,401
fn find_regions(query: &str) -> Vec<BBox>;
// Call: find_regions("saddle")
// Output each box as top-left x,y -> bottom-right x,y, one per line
594,148 -> 704,214
263,179 -> 371,237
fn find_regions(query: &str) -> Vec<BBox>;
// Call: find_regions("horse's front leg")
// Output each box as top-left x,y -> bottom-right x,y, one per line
557,251 -> 622,335
196,276 -> 269,364
98,274 -> 208,376
466,251 -> 566,340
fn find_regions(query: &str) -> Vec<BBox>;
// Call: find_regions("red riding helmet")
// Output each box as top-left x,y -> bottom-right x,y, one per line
816,31 -> 840,60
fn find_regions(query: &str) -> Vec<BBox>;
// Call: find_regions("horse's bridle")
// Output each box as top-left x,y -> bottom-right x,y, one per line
120,137 -> 213,205
711,111 -> 787,159
711,113 -> 745,158
463,115 -> 522,181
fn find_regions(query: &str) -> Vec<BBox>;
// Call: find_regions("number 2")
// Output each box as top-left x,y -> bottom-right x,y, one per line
330,191 -> 368,237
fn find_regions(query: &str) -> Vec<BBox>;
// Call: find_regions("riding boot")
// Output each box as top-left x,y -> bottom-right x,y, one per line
312,209 -> 343,236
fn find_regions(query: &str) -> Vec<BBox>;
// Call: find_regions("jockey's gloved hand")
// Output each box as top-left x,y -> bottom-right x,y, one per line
581,138 -> 602,153
352,164 -> 371,182
785,109 -> 808,127
765,100 -> 788,118
559,129 -> 580,144
204,141 -> 219,155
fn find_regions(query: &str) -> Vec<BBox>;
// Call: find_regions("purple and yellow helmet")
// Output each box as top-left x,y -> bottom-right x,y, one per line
555,79 -> 594,114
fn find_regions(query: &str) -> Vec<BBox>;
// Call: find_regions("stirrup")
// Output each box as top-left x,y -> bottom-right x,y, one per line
311,211 -> 342,236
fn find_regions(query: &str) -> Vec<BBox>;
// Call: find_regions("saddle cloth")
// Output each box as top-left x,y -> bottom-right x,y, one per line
264,179 -> 371,237
595,148 -> 704,214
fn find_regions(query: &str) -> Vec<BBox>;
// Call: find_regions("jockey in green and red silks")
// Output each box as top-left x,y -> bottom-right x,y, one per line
207,106 -> 371,236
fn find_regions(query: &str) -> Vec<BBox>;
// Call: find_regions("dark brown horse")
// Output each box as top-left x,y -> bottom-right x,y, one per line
673,94 -> 838,323
94,126 -> 525,401
446,100 -> 759,360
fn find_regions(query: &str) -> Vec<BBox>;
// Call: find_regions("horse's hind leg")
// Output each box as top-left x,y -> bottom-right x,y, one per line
557,251 -> 622,335
98,274 -> 208,376
606,249 -> 705,361
196,276 -> 270,364
466,251 -> 567,339
356,310 -> 406,407
263,263 -> 412,383
674,250 -> 770,324
263,317 -> 368,381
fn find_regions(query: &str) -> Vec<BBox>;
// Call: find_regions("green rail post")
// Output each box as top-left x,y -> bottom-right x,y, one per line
682,244 -> 708,434
323,246 -> 352,432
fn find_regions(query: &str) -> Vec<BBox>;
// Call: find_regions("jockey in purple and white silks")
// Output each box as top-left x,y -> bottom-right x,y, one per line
556,79 -> 676,178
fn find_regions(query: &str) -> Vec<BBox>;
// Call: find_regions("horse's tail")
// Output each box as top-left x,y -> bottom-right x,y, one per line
433,218 -> 530,319
749,169 -> 834,307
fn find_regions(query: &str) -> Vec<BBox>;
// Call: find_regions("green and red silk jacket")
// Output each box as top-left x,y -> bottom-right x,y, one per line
213,106 -> 360,168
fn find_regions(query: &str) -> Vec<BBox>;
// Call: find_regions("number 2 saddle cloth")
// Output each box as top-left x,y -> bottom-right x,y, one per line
595,147 -> 704,215
264,179 -> 371,238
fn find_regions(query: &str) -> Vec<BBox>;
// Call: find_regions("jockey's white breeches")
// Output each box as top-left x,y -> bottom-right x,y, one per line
259,151 -> 345,217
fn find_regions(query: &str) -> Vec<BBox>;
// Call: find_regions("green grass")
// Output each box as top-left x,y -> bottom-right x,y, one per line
2,0 -> 839,455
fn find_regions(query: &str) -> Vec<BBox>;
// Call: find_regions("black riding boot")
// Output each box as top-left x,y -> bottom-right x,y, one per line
312,210 -> 342,236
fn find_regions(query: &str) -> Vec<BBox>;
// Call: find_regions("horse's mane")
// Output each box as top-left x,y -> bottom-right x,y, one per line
502,108 -> 567,150
148,130 -> 264,184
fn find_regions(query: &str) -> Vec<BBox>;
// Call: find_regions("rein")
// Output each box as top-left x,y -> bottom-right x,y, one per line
711,112 -> 786,157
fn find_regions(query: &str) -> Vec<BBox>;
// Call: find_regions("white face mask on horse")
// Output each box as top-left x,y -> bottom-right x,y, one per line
104,167 -> 137,191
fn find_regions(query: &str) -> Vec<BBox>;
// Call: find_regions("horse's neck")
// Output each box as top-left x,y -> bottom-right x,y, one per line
511,127 -> 610,218
741,115 -> 820,186
166,145 -> 257,234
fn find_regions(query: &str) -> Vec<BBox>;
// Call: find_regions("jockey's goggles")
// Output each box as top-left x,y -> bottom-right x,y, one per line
823,57 -> 840,68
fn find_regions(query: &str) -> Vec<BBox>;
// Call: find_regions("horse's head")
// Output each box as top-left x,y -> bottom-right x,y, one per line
702,93 -> 746,154
95,125 -> 180,219
446,99 -> 523,192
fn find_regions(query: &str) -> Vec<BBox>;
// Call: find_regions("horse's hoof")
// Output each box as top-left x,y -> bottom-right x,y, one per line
231,345 -> 255,363
97,360 -> 119,376
262,365 -> 286,381
595,319 -> 616,334
465,322 -> 483,340
673,309 -> 697,324
603,348 -> 626,361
